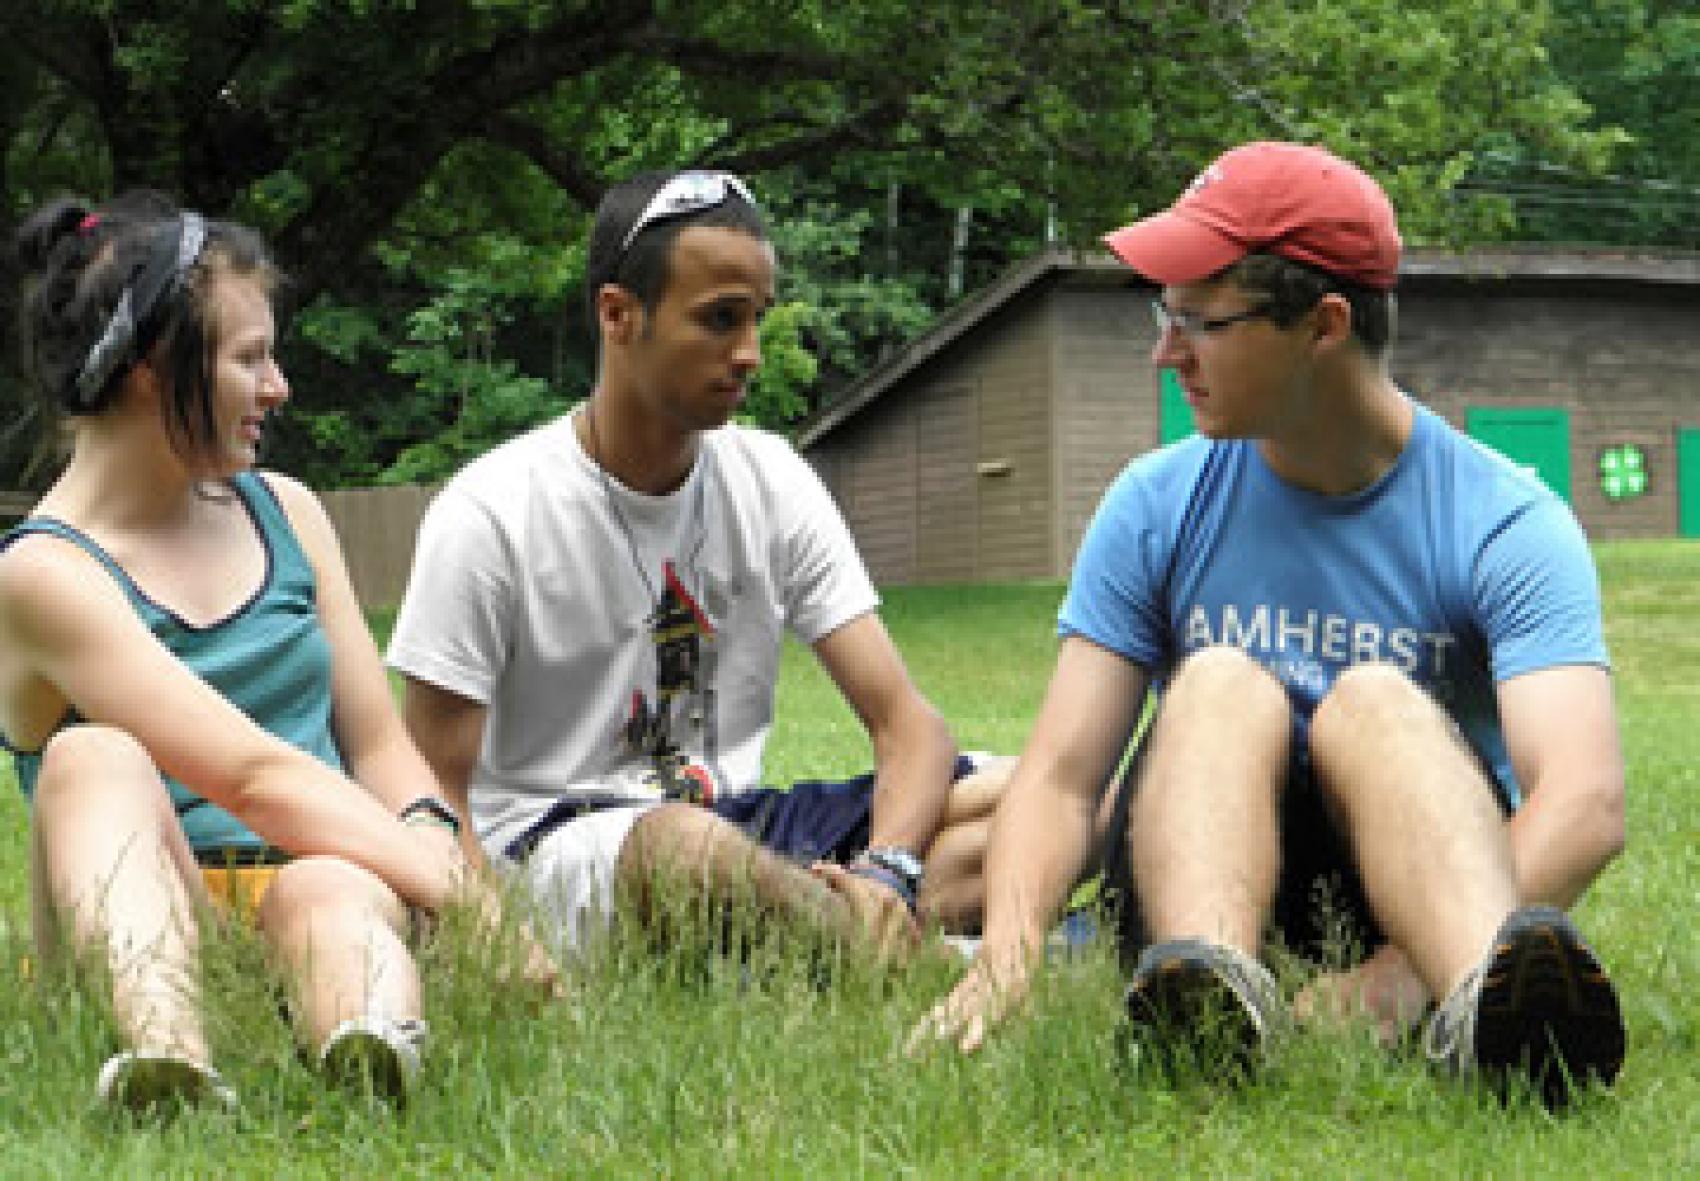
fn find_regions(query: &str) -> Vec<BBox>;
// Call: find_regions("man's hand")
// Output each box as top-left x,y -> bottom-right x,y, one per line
1293,944 -> 1429,1046
906,942 -> 1033,1055
810,861 -> 921,965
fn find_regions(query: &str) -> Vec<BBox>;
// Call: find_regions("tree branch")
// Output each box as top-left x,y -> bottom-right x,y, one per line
703,105 -> 906,175
0,7 -> 108,100
477,115 -> 604,207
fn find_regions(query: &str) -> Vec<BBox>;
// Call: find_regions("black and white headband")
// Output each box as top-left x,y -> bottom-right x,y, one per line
72,211 -> 208,409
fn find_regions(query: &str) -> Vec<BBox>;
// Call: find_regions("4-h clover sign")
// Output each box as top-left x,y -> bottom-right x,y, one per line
1598,444 -> 1648,501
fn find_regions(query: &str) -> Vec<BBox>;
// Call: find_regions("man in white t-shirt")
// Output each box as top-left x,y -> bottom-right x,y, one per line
388,169 -> 1000,958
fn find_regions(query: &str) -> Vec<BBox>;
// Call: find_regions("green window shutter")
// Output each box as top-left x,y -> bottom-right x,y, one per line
1466,407 -> 1572,503
1679,428 -> 1700,538
1159,369 -> 1194,444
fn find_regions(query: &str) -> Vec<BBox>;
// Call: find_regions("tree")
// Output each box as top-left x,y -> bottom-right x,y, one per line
1459,0 -> 1699,247
2,1 -> 1625,487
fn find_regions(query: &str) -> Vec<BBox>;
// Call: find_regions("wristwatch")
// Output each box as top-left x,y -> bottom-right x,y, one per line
399,796 -> 462,836
860,845 -> 925,900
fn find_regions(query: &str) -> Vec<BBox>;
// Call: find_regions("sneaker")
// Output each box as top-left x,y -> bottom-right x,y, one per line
318,1016 -> 428,1101
1422,905 -> 1625,1108
1122,938 -> 1283,1076
97,1050 -> 238,1113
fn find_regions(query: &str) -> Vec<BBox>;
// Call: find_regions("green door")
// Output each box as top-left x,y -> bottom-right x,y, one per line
1159,369 -> 1194,443
1466,407 -> 1572,502
1679,428 -> 1700,538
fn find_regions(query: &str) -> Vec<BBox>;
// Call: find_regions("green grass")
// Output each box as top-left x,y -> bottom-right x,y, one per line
3,548 -> 1698,1177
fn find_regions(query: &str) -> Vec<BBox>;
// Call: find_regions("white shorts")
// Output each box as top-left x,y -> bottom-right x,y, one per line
500,802 -> 658,952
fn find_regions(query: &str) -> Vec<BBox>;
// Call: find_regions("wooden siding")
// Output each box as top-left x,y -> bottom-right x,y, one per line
974,303 -> 1053,581
810,299 -> 1054,584
320,483 -> 439,609
916,384 -> 978,581
806,252 -> 1700,589
1396,281 -> 1700,539
838,406 -> 918,583
1048,289 -> 1162,575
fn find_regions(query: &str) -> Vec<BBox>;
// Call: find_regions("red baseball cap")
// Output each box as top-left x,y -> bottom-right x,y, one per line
1102,141 -> 1401,291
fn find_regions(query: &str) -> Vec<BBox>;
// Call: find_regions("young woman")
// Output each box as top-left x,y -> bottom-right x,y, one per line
1,191 -> 554,1111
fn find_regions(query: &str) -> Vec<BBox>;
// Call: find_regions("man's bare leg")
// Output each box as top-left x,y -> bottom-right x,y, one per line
1308,663 -> 1516,1000
1311,664 -> 1624,1105
616,803 -> 862,947
1130,646 -> 1293,955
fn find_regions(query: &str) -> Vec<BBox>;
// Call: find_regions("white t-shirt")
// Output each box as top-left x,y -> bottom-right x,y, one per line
387,416 -> 879,854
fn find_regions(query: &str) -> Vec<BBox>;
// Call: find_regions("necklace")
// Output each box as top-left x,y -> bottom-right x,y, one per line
584,396 -> 724,796
583,397 -> 709,610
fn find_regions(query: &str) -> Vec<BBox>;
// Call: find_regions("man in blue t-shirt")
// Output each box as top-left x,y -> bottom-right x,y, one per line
914,142 -> 1626,1108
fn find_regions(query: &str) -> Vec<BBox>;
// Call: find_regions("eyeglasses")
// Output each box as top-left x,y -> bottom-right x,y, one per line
618,171 -> 758,259
1150,299 -> 1274,339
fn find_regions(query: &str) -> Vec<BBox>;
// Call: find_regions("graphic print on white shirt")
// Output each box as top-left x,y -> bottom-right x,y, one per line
623,559 -> 720,804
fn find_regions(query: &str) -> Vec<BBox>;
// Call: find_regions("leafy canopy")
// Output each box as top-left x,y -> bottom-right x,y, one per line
0,1 -> 1643,486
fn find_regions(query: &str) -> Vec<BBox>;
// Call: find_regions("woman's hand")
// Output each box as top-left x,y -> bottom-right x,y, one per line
401,821 -> 562,1000
450,863 -> 565,1001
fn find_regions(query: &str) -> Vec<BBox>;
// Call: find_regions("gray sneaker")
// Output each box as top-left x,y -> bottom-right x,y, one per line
1422,906 -> 1625,1108
1123,938 -> 1283,1076
97,1050 -> 238,1113
318,1016 -> 428,1102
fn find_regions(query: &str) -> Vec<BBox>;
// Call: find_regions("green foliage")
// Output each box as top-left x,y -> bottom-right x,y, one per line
0,0 -> 1685,489
376,252 -> 570,485
1227,0 -> 1626,245
276,169 -> 585,485
740,301 -> 816,429
763,184 -> 937,397
1463,0 -> 1700,247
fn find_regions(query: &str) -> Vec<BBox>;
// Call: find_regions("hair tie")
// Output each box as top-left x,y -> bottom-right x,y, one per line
78,213 -> 102,233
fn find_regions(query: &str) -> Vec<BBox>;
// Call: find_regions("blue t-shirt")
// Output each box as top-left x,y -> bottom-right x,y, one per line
2,472 -> 343,854
1058,401 -> 1607,807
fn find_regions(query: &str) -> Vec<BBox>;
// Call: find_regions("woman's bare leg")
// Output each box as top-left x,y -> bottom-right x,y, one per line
31,726 -> 209,1065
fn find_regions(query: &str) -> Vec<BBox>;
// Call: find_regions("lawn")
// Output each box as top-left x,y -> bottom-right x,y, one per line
1,546 -> 1696,1177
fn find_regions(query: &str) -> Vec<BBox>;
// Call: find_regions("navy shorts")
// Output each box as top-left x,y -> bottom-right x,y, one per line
713,754 -> 981,864
1099,739 -> 1510,966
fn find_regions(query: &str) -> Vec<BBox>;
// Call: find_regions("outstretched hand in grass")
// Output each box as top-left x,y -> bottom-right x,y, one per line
907,941 -> 1033,1055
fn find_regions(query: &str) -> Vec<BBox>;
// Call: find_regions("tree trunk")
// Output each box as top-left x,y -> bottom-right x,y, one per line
948,205 -> 973,300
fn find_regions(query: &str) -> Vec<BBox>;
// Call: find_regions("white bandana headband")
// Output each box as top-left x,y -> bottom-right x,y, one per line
73,211 -> 208,408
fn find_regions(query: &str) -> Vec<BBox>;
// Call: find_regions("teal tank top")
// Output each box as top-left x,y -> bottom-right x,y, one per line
2,471 -> 345,856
